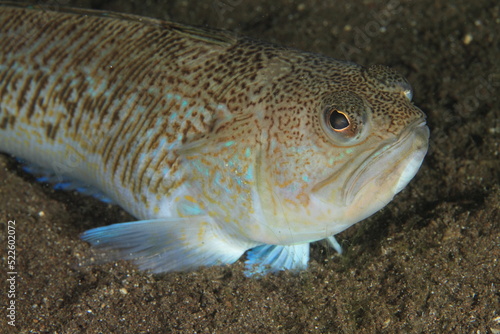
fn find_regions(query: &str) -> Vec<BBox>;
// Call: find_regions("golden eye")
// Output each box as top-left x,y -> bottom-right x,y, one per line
319,92 -> 366,144
324,107 -> 357,138
328,109 -> 350,131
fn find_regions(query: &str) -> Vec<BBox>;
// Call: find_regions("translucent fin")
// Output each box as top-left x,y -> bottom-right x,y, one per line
80,217 -> 249,273
19,160 -> 114,203
325,235 -> 343,254
244,243 -> 310,277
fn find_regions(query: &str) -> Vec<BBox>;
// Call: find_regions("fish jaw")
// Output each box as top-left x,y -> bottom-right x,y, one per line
317,119 -> 430,230
250,119 -> 429,246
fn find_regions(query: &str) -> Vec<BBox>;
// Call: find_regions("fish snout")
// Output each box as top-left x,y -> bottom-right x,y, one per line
339,119 -> 429,220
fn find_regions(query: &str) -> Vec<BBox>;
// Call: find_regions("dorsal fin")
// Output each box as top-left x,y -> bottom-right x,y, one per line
164,22 -> 238,46
0,1 -> 237,47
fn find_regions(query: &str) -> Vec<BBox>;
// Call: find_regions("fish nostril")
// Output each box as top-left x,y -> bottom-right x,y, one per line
365,65 -> 414,97
404,88 -> 413,101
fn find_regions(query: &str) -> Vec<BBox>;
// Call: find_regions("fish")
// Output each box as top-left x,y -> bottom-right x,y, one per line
0,3 -> 429,276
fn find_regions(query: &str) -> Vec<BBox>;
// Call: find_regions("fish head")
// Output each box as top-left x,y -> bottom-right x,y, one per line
256,63 -> 429,244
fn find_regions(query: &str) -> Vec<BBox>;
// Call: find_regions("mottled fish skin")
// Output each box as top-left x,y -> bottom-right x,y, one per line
0,4 -> 429,275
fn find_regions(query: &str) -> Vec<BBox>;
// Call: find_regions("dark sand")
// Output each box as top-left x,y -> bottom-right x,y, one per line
1,0 -> 499,333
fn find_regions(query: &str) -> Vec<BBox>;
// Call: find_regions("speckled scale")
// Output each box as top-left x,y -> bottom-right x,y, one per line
0,5 -> 235,212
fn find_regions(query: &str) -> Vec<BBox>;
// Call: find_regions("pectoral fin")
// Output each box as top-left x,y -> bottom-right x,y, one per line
81,217 -> 250,273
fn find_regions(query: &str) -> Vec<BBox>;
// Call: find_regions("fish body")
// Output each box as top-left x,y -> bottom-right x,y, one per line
0,4 -> 429,275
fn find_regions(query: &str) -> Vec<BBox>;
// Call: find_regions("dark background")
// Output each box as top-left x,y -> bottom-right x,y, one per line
1,0 -> 499,332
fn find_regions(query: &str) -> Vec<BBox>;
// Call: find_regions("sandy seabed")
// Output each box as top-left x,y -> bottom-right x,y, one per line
0,0 -> 499,333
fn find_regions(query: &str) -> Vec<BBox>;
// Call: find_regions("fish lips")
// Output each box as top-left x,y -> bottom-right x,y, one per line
341,119 -> 430,210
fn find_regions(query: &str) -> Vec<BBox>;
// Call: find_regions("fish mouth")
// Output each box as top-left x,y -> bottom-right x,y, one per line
341,119 -> 429,206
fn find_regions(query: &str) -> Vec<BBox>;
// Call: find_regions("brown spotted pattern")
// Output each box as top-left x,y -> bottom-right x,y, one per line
0,4 -> 426,227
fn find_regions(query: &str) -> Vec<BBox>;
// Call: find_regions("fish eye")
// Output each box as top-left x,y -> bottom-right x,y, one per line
319,92 -> 366,144
327,109 -> 351,132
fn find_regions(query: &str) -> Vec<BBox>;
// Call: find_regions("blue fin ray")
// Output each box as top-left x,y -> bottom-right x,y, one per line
325,235 -> 343,254
244,243 -> 310,277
